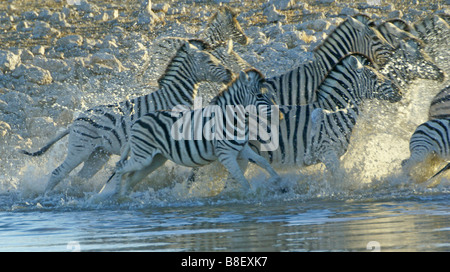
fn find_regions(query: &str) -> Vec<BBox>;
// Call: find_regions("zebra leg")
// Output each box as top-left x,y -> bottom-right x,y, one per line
239,145 -> 281,182
44,148 -> 94,194
402,150 -> 441,183
76,148 -> 111,180
119,154 -> 168,196
319,149 -> 341,175
218,152 -> 251,191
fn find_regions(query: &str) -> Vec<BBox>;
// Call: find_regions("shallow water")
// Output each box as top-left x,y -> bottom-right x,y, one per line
0,191 -> 448,252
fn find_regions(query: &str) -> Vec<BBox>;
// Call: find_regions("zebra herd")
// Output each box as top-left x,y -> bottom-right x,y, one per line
20,7 -> 449,200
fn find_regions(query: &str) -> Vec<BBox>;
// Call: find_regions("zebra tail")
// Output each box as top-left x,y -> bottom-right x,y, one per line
20,129 -> 70,156
427,162 -> 450,182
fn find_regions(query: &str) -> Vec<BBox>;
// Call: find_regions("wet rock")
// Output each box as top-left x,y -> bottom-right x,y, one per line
33,56 -> 71,82
32,21 -> 60,39
38,8 -> 53,21
16,21 -> 31,32
90,52 -> 125,74
12,64 -> 52,85
54,108 -> 74,126
264,22 -> 284,39
19,49 -> 34,62
310,19 -> 331,32
76,0 -> 99,13
267,0 -> 296,10
0,50 -> 21,72
0,120 -> 11,138
56,35 -> 84,50
276,31 -> 304,49
22,11 -> 38,21
263,4 -> 286,23
340,7 -> 358,16
388,10 -> 403,19
32,45 -> 46,56
153,3 -> 170,13
50,12 -> 68,27
137,0 -> 162,25
26,117 -> 56,137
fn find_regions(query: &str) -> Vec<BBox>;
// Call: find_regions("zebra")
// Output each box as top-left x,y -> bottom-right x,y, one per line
20,40 -> 232,194
402,118 -> 450,184
357,17 -> 445,89
429,85 -> 450,120
411,15 -> 450,61
378,37 -> 445,89
264,16 -> 395,106
145,7 -> 251,83
200,6 -> 249,47
248,53 -> 401,173
94,69 -> 281,200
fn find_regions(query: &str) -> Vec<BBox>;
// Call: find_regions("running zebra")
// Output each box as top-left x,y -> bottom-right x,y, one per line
95,69 -> 281,200
21,40 -> 232,194
265,16 -> 394,105
429,85 -> 450,120
145,7 -> 250,83
402,118 -> 450,183
412,15 -> 450,61
357,17 -> 445,89
249,53 -> 401,172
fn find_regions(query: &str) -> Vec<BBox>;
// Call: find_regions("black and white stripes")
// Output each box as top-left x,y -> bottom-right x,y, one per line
95,69 -> 281,200
249,54 -> 400,171
21,40 -> 232,194
264,17 -> 394,106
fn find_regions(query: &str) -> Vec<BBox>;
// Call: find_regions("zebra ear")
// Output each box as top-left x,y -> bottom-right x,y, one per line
348,55 -> 364,72
310,108 -> 324,139
239,70 -> 248,82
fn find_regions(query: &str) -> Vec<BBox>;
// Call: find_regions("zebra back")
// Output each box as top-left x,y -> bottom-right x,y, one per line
267,17 -> 395,106
429,85 -> 450,120
250,53 -> 399,168
408,119 -> 450,159
314,16 -> 394,67
377,21 -> 422,48
316,53 -> 402,109
413,15 -> 450,45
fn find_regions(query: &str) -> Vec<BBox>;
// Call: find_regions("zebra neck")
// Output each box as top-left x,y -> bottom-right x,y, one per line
316,82 -> 362,111
201,25 -> 224,47
312,51 -> 340,78
158,70 -> 199,105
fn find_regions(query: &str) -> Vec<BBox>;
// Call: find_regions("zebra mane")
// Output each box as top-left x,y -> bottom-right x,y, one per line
187,38 -> 212,51
315,52 -> 375,90
353,13 -> 375,27
313,17 -> 366,54
156,39 -> 212,86
385,18 -> 413,32
209,68 -> 264,105
208,6 -> 238,26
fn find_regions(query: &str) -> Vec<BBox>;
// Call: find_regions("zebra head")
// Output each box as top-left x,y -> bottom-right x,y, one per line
206,7 -> 249,46
347,17 -> 395,67
169,40 -> 233,86
340,54 -> 402,103
395,39 -> 445,82
209,40 -> 252,74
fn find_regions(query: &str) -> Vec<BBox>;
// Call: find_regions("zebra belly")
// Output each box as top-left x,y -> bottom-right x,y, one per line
164,139 -> 217,168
